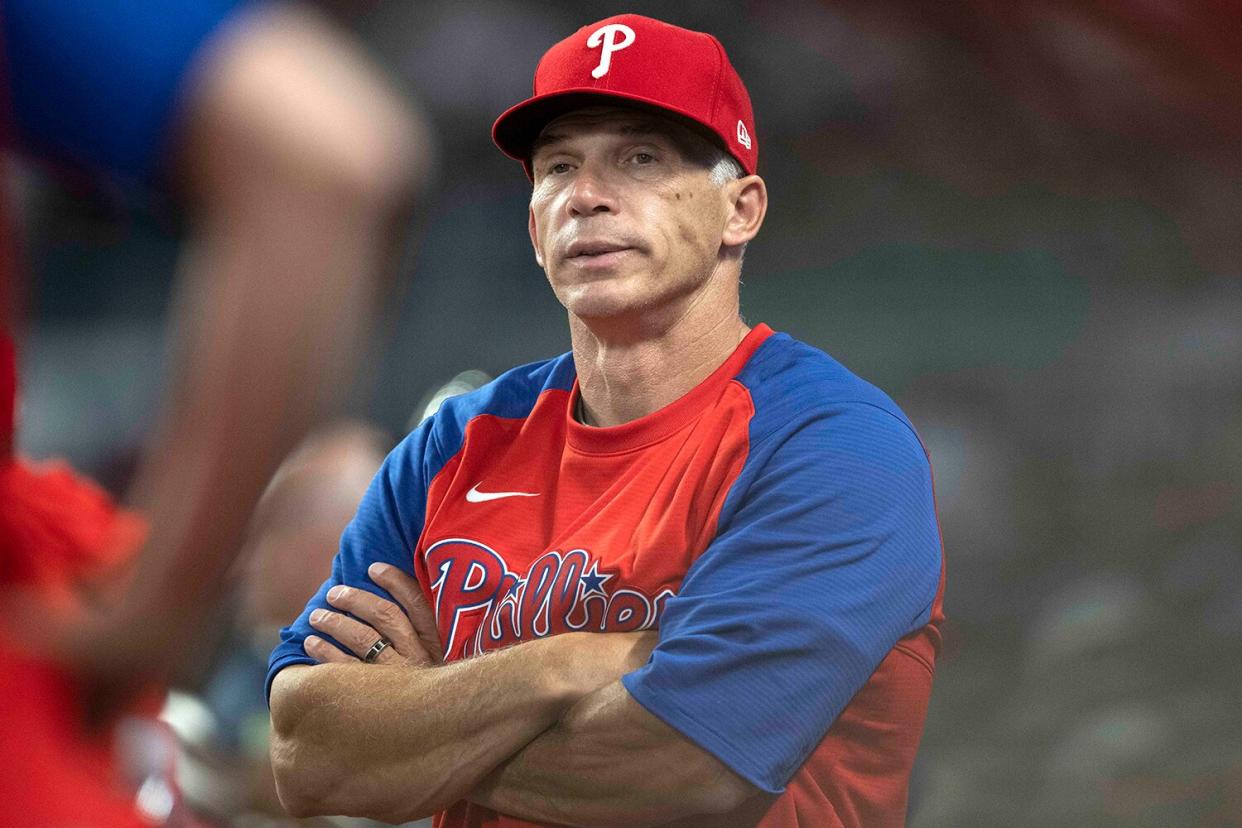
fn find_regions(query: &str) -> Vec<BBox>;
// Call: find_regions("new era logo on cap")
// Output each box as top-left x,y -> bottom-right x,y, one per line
492,14 -> 758,178
736,120 -> 752,150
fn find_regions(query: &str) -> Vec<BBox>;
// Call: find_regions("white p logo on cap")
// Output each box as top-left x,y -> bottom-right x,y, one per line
587,23 -> 636,79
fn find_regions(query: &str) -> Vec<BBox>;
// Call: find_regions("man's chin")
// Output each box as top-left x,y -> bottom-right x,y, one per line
565,302 -> 640,324
556,281 -> 646,320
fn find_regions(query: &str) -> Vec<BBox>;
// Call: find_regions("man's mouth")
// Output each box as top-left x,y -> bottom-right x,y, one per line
566,240 -> 634,260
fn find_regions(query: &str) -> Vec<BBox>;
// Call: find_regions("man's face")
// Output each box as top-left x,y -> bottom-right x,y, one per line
527,106 -> 735,323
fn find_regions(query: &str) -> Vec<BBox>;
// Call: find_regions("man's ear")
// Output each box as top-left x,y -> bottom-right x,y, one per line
721,175 -> 767,248
529,205 -> 545,268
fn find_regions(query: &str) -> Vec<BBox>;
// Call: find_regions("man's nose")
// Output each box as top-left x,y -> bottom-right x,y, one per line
566,163 -> 619,217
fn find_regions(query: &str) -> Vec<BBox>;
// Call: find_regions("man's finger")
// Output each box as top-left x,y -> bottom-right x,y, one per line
369,563 -> 444,662
305,634 -> 355,664
309,607 -> 404,664
324,584 -> 426,662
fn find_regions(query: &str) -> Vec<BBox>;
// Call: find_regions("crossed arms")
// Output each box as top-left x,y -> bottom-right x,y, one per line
268,565 -> 760,826
268,402 -> 943,825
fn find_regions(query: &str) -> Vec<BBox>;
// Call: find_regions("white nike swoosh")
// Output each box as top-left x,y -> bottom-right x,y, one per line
465,484 -> 540,503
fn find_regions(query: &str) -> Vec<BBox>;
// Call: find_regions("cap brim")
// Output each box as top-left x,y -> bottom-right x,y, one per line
492,88 -> 735,178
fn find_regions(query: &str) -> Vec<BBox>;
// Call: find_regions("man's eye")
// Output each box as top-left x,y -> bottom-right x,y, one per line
549,162 -> 572,175
632,152 -> 655,164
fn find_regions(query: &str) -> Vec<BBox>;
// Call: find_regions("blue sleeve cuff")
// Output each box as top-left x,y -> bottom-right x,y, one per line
264,651 -> 316,706
622,670 -> 787,794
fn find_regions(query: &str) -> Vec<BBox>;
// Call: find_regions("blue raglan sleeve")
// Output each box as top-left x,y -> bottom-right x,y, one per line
620,402 -> 943,794
1,0 -> 248,182
265,421 -> 435,701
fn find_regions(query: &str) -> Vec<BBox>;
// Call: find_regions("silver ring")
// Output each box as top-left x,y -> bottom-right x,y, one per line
363,637 -> 392,663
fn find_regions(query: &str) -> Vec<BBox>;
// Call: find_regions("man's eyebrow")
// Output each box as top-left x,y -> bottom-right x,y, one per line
531,121 -> 670,155
531,131 -> 568,155
619,120 -> 665,136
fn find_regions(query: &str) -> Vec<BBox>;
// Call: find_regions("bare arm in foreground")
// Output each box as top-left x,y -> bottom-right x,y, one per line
7,3 -> 426,689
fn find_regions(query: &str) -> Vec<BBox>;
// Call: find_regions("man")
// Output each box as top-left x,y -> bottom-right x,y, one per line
0,1 -> 423,823
269,14 -> 945,827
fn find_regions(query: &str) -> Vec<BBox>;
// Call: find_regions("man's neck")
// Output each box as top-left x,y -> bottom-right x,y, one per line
570,305 -> 750,428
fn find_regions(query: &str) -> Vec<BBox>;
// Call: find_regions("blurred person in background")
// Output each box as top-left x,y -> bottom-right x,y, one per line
179,379 -> 483,827
165,383 -> 478,826
0,0 -> 426,823
167,422 -> 393,824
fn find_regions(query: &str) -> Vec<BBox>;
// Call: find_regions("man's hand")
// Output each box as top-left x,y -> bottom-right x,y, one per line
270,569 -> 656,823
304,564 -> 657,695
305,562 -> 444,666
304,564 -> 656,695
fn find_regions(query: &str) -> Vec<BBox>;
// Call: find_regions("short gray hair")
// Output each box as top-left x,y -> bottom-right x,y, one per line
657,117 -> 743,187
708,152 -> 745,187
706,150 -> 750,262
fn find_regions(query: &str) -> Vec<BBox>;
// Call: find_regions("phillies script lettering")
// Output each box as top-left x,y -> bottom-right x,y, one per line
426,538 -> 673,661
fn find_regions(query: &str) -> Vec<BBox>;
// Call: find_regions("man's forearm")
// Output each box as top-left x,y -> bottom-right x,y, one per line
271,638 -> 572,823
270,632 -> 650,823
469,681 -> 760,827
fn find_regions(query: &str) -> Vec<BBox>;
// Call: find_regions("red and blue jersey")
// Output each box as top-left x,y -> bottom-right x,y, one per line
269,323 -> 946,827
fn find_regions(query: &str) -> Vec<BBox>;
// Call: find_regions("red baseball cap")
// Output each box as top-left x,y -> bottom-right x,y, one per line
492,14 -> 757,178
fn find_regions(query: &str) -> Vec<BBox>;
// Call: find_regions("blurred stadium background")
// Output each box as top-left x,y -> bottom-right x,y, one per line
12,1 -> 1241,825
